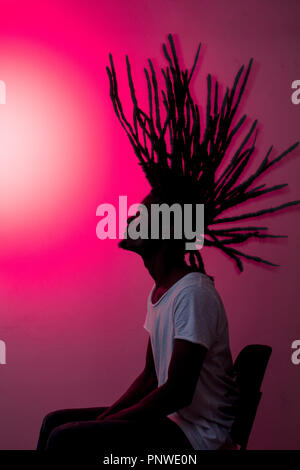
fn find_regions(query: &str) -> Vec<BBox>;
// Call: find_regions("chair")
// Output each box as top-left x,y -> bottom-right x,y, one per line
225,344 -> 272,450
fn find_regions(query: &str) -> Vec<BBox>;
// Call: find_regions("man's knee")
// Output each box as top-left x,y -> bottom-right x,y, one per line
45,423 -> 75,450
40,410 -> 66,434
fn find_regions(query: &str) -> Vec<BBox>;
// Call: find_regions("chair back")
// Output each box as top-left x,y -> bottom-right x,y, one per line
230,344 -> 272,450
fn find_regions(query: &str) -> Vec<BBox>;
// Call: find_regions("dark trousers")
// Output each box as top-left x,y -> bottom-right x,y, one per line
36,406 -> 194,452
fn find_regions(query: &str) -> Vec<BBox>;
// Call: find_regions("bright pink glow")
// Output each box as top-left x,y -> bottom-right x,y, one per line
0,39 -> 109,253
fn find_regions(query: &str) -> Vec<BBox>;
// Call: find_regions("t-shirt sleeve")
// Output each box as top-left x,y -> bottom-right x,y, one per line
173,285 -> 219,349
143,290 -> 153,332
143,311 -> 150,332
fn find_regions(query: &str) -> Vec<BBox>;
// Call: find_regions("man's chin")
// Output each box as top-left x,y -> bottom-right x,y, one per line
118,239 -> 128,249
118,238 -> 140,253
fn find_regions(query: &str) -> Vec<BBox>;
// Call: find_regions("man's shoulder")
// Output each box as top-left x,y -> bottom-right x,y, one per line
174,272 -> 218,298
172,273 -> 225,316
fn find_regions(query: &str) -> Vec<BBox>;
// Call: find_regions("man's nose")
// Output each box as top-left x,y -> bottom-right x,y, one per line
127,215 -> 136,224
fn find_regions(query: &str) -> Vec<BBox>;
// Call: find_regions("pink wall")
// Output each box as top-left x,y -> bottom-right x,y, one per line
0,0 -> 299,449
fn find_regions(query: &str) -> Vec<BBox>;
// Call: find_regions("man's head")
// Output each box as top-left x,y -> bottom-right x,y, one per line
108,34 -> 300,273
118,188 -> 187,263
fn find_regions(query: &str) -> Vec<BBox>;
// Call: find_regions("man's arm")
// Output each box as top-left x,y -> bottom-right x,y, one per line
101,338 -> 207,422
97,338 -> 158,420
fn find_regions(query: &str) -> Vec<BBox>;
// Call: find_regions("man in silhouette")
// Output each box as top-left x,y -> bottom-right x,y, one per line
36,189 -> 239,452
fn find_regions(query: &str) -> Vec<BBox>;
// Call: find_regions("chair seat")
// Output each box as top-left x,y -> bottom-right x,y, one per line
218,439 -> 239,450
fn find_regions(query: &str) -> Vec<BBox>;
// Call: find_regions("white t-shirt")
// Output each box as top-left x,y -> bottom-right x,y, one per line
143,271 -> 239,450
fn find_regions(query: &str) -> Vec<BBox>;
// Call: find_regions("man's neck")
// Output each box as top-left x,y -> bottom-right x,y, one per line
142,248 -> 196,289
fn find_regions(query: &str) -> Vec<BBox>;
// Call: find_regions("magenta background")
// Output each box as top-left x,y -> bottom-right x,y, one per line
0,0 -> 299,449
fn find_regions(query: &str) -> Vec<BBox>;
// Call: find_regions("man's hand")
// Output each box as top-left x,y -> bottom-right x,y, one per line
95,339 -> 207,423
96,410 -> 112,421
98,410 -> 134,422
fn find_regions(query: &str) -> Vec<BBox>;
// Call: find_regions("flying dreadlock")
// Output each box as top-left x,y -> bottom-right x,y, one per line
106,33 -> 300,273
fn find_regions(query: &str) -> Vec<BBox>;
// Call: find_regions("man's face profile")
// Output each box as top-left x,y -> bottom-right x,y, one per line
118,193 -> 161,255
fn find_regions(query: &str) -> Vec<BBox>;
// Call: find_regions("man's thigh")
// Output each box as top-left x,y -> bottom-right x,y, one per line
37,406 -> 108,450
45,418 -> 193,452
45,419 -> 143,452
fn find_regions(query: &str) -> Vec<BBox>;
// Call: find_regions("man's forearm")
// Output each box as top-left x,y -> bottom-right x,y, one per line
102,381 -> 187,422
98,370 -> 157,418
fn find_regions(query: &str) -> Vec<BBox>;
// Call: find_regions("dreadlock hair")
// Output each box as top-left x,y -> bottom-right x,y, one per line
106,33 -> 300,273
149,184 -> 215,282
